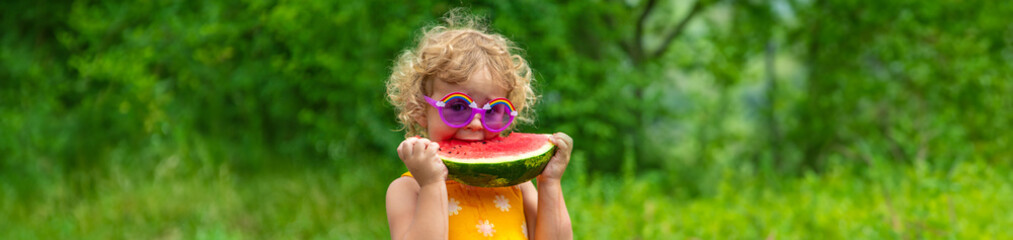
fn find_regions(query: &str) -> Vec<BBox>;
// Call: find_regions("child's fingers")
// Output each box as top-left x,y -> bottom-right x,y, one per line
418,141 -> 432,159
402,138 -> 412,158
396,141 -> 407,161
551,133 -> 573,165
412,138 -> 430,159
558,132 -> 573,147
405,138 -> 419,158
425,142 -> 440,162
552,132 -> 572,153
427,142 -> 440,153
552,147 -> 570,163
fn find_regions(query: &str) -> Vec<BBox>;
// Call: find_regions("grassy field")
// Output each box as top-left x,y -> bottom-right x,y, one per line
3,150 -> 1009,239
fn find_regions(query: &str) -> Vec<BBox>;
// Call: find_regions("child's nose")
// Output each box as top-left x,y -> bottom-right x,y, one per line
464,113 -> 484,131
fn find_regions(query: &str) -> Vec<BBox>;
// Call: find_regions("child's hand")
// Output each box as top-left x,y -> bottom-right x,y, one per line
397,137 -> 447,186
539,132 -> 573,183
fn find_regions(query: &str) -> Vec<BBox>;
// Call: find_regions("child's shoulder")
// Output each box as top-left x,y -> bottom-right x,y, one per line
387,175 -> 419,196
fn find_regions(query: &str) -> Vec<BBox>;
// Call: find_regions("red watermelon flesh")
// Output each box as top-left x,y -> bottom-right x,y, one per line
439,133 -> 551,160
438,133 -> 557,187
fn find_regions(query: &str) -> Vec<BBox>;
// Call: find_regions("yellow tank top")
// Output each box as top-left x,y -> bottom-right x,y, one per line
401,172 -> 529,239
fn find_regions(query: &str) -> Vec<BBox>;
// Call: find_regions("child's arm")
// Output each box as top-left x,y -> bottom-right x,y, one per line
524,132 -> 574,240
386,138 -> 449,240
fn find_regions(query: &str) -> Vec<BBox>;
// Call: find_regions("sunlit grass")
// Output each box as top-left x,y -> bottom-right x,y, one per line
563,159 -> 1012,239
2,153 -> 1009,239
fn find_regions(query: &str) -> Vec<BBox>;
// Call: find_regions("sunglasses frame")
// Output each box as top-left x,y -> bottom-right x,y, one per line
424,92 -> 518,132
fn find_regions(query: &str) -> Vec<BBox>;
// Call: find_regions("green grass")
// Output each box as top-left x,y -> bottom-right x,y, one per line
566,161 -> 1012,239
2,154 -> 1010,239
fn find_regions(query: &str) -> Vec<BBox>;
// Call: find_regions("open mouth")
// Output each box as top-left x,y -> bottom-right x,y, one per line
453,130 -> 486,141
453,136 -> 484,142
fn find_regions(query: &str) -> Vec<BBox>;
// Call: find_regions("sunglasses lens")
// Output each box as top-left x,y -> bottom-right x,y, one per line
442,98 -> 472,125
483,103 -> 513,130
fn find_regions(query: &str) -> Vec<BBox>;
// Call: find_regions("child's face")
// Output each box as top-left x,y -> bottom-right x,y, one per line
423,66 -> 509,142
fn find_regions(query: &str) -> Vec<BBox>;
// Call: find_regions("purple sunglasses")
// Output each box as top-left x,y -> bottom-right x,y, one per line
424,92 -> 517,132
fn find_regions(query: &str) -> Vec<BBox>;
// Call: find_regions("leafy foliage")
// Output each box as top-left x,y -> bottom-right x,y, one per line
2,0 -> 1011,238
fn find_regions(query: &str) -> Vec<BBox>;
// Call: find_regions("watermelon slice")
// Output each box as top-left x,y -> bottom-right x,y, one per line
439,133 -> 557,187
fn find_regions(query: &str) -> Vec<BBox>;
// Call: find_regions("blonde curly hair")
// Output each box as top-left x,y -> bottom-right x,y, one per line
386,9 -> 537,138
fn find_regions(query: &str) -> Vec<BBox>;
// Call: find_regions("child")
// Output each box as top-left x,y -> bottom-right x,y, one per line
385,9 -> 574,240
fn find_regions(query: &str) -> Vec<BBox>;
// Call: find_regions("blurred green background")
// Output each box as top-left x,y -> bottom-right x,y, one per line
2,0 -> 1012,239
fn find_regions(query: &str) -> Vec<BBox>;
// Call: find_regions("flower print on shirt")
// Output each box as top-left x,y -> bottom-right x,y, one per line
521,222 -> 528,239
494,195 -> 511,212
448,198 -> 462,216
476,220 -> 495,237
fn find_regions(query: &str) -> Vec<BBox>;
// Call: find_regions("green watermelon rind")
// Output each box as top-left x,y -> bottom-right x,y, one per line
441,141 -> 557,187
